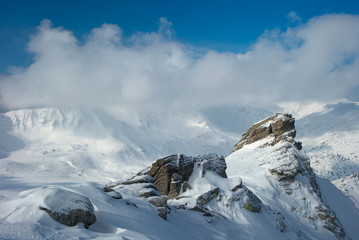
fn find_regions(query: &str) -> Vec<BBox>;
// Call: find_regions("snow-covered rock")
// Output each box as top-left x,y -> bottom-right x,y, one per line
232,113 -> 301,152
0,106 -> 358,240
333,173 -> 359,210
38,187 -> 96,229
227,113 -> 353,239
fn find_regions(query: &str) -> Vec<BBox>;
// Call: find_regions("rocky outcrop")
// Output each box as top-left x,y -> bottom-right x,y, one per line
105,174 -> 168,220
196,188 -> 220,206
147,154 -> 194,198
103,153 -> 227,220
39,187 -> 96,229
146,153 -> 227,199
224,186 -> 262,213
233,113 -> 301,152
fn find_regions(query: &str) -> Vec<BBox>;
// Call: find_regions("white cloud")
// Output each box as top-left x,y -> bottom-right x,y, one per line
287,11 -> 302,23
0,15 -> 359,112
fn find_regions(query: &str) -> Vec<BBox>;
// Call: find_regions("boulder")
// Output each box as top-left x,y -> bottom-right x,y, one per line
39,187 -> 96,229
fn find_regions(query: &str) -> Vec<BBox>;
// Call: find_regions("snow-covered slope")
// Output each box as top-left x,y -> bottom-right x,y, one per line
0,107 -> 242,184
1,111 -> 358,239
295,101 -> 359,181
333,173 -> 359,210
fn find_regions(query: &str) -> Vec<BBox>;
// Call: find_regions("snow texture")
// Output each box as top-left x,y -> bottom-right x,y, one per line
0,105 -> 358,239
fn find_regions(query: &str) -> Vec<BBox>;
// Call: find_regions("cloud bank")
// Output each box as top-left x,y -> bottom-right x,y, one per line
1,14 -> 359,112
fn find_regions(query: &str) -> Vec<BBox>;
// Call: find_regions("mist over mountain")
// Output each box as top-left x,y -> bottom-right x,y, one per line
0,6 -> 358,239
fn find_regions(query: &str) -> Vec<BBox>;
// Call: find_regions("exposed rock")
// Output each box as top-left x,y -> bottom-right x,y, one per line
231,181 -> 243,192
148,196 -> 168,207
196,188 -> 220,206
273,211 -> 287,232
182,181 -> 192,192
147,153 -> 226,199
147,154 -> 194,197
157,207 -> 169,220
125,200 -> 138,208
294,141 -> 302,150
233,113 -> 301,152
139,188 -> 160,198
190,206 -> 214,217
265,143 -> 320,197
227,186 -> 262,213
39,187 -> 96,229
121,175 -> 154,185
103,187 -> 123,199
106,190 -> 123,199
197,154 -> 227,178
315,206 -> 346,239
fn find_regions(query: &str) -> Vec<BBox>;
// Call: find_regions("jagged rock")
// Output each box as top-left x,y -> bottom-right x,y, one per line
196,188 -> 220,206
294,141 -> 302,150
232,113 -> 301,152
140,188 -> 160,198
147,154 -> 194,197
147,153 -> 226,199
182,181 -> 192,192
228,186 -> 262,213
39,187 -> 96,229
265,142 -> 320,197
315,206 -> 346,239
190,206 -> 214,217
148,196 -> 168,207
231,180 -> 243,192
157,206 -> 171,220
148,196 -> 170,220
197,154 -> 227,178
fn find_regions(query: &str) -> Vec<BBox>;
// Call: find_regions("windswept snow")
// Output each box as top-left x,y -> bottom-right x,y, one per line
0,104 -> 358,239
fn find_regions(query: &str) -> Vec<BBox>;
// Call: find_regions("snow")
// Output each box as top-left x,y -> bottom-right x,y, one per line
317,176 -> 359,238
333,173 -> 359,210
0,104 -> 358,239
226,140 -> 358,239
296,101 -> 359,180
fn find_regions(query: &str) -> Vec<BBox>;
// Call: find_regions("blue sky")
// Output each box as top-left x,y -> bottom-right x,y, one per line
1,0 -> 359,73
0,1 -> 359,112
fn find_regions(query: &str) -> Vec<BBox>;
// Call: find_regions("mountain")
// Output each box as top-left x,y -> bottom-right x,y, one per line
0,107 -> 241,183
295,101 -> 359,182
0,109 -> 358,239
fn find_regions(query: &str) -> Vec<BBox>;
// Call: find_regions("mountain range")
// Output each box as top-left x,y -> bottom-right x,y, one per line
0,101 -> 358,239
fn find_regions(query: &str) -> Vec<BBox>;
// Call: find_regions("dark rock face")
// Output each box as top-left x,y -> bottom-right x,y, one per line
197,154 -> 227,178
230,186 -> 262,213
196,188 -> 220,206
39,188 -> 96,229
233,113 -> 301,152
148,196 -> 168,207
147,154 -> 194,197
105,175 -> 169,220
315,206 -> 347,239
147,153 -> 226,199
